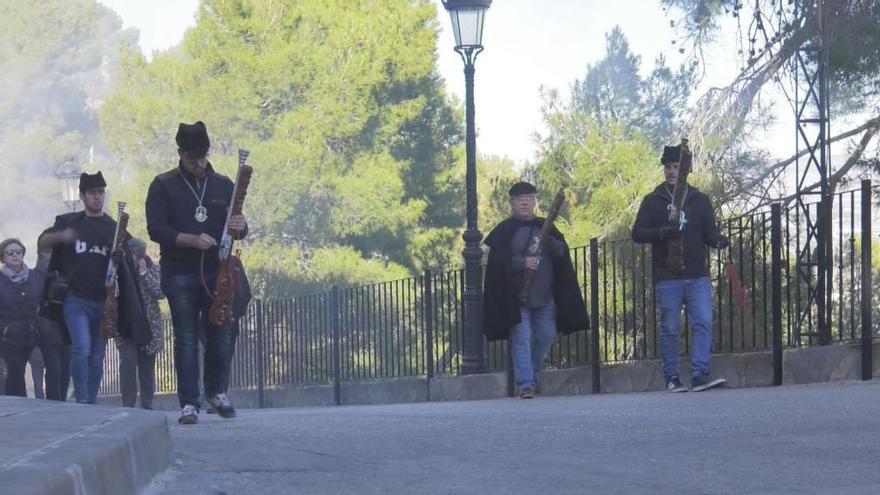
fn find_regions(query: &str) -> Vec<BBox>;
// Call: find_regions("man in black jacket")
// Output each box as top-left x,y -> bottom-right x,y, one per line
631,145 -> 728,392
483,182 -> 588,399
146,121 -> 247,424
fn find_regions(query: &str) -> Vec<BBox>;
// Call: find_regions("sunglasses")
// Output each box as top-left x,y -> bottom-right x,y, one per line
4,250 -> 23,256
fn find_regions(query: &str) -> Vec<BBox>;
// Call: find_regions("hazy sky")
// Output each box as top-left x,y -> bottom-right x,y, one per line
98,0 -> 795,164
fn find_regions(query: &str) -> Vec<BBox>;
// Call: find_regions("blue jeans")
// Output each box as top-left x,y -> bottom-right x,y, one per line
510,300 -> 557,390
163,271 -> 235,410
655,276 -> 713,380
63,295 -> 107,404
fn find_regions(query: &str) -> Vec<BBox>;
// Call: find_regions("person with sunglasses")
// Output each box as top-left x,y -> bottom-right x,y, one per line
0,238 -> 45,397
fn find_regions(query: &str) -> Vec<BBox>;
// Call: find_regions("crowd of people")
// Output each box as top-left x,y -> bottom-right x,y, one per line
0,121 -> 250,426
1,128 -> 724,422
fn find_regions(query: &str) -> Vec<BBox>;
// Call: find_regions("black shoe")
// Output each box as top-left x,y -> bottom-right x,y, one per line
205,393 -> 236,418
691,373 -> 726,392
665,376 -> 688,393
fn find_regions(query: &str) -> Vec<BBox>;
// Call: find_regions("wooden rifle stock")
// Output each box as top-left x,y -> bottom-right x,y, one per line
209,149 -> 253,326
518,190 -> 566,305
100,203 -> 129,339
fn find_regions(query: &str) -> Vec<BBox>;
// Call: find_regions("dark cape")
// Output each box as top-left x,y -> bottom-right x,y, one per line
38,211 -> 151,346
482,216 -> 589,342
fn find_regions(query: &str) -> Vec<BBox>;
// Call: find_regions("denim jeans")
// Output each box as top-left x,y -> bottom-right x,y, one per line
63,295 -> 107,404
655,276 -> 713,380
163,270 -> 235,410
510,299 -> 557,390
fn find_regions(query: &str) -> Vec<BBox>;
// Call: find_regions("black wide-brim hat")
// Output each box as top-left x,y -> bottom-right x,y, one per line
175,121 -> 211,158
661,145 -> 682,165
79,171 -> 107,193
508,181 -> 537,197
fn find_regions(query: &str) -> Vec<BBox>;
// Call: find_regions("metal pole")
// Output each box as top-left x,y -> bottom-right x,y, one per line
332,287 -> 342,405
459,48 -> 484,375
590,238 -> 601,393
424,271 -> 435,398
861,180 -> 873,380
256,299 -> 265,408
771,204 -> 783,386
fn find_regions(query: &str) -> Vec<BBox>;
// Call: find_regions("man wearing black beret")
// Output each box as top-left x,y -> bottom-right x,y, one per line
146,121 -> 247,424
482,181 -> 588,399
631,144 -> 728,393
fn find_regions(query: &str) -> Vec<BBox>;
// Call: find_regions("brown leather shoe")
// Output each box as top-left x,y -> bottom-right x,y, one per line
519,388 -> 535,399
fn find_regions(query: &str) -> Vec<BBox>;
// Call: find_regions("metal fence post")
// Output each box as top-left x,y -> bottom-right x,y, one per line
590,238 -> 601,394
256,298 -> 265,408
332,286 -> 342,405
861,180 -> 873,381
771,203 -> 783,386
424,271 -> 434,398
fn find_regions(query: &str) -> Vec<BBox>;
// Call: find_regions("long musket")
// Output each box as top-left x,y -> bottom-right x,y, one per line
100,201 -> 129,339
517,189 -> 566,305
665,138 -> 692,275
208,149 -> 253,326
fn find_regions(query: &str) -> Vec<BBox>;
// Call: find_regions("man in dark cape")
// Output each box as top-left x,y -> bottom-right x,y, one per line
483,181 -> 588,398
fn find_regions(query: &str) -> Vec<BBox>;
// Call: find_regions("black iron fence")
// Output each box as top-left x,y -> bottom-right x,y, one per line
99,181 -> 877,399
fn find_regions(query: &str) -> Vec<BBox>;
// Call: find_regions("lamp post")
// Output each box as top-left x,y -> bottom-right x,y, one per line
442,0 -> 491,375
55,159 -> 81,212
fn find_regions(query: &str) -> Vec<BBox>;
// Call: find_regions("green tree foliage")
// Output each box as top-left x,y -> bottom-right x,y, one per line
0,0 -> 136,244
534,28 -> 682,246
100,0 -> 464,295
572,26 -> 695,147
535,95 -> 658,246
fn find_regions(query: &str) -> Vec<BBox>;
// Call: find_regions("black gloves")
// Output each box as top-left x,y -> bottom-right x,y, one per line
658,226 -> 677,240
111,250 -> 125,265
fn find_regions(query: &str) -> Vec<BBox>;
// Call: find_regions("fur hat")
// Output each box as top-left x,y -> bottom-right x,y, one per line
78,171 -> 107,193
175,121 -> 211,158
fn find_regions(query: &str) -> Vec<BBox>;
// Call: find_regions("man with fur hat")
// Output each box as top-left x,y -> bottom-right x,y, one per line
146,121 -> 247,424
483,181 -> 588,399
631,144 -> 729,393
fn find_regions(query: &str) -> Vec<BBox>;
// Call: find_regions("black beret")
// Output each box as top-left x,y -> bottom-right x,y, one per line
175,121 -> 211,157
661,145 -> 682,165
508,181 -> 537,197
79,171 -> 107,193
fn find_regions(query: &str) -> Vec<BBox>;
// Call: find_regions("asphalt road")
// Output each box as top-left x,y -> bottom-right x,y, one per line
146,381 -> 880,495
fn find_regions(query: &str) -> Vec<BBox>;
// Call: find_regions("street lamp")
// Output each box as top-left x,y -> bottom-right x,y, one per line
55,159 -> 81,212
442,0 -> 491,375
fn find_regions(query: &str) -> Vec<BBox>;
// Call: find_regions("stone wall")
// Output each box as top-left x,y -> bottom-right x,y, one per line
98,341 -> 880,410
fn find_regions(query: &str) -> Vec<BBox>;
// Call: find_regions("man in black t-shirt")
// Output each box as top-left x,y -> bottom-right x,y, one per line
146,121 -> 247,425
38,172 -> 116,404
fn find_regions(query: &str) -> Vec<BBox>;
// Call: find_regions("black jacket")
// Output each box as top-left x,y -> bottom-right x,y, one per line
482,217 -> 589,342
631,184 -> 723,282
145,163 -> 247,276
38,212 -> 151,346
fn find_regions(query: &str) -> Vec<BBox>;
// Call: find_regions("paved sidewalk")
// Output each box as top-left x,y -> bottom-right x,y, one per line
148,381 -> 880,495
0,397 -> 171,495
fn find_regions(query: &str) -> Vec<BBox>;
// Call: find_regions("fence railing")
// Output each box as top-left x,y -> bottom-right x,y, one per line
99,181 -> 878,399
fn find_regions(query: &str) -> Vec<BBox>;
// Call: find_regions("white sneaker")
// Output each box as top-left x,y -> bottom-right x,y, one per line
178,404 -> 198,425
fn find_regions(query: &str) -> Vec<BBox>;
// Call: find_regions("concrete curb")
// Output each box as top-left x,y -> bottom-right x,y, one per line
0,397 -> 172,495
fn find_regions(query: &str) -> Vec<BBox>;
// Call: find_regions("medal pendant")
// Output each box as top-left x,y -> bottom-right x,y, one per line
195,206 -> 208,223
